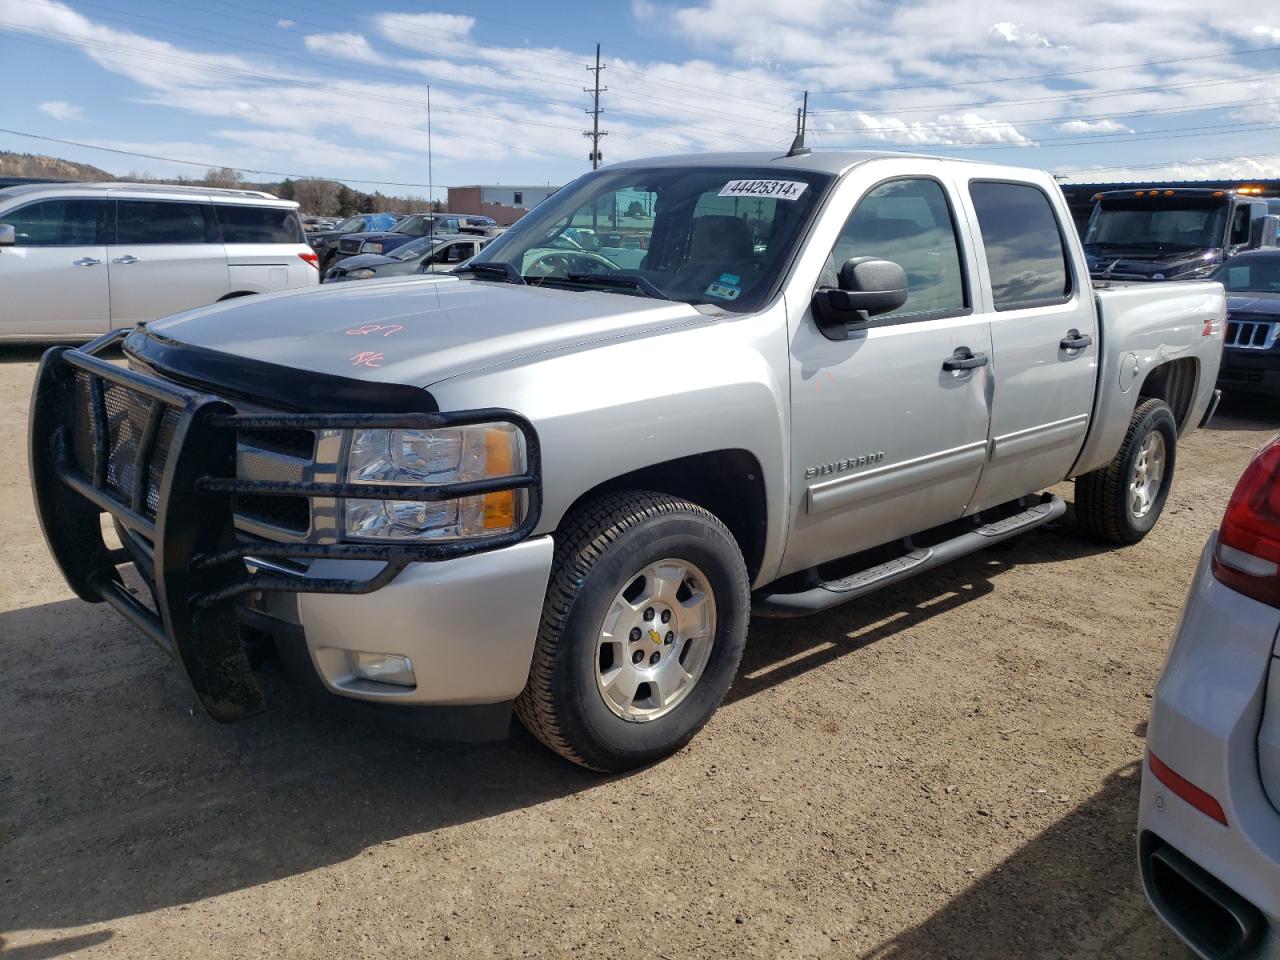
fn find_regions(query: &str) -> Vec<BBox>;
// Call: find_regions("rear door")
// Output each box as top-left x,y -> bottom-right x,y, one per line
0,197 -> 110,338
962,179 -> 1098,513
107,198 -> 229,324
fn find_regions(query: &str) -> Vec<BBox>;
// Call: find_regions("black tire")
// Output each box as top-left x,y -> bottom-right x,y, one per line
515,491 -> 750,772
1075,397 -> 1178,545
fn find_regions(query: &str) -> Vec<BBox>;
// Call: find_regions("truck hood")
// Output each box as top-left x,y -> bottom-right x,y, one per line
1227,293 -> 1280,319
1086,246 -> 1221,280
143,275 -> 707,388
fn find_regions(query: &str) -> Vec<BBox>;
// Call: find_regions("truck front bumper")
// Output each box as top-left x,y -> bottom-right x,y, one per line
29,331 -> 546,733
1218,349 -> 1280,396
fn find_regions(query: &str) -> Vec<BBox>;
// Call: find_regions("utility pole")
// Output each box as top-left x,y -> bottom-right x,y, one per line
584,43 -> 607,170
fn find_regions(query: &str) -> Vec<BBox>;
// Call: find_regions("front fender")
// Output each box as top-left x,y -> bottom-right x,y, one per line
428,303 -> 792,585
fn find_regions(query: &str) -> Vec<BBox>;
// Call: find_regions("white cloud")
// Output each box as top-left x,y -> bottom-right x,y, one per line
304,32 -> 380,64
835,111 -> 1033,146
276,18 -> 295,29
38,100 -> 83,121
1054,119 -> 1133,135
1061,154 -> 1280,183
991,22 -> 1054,48
1252,24 -> 1280,41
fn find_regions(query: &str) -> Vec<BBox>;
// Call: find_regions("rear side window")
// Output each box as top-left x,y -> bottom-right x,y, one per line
969,181 -> 1071,310
4,198 -> 104,246
115,200 -> 217,245
215,204 -> 304,243
821,177 -> 967,320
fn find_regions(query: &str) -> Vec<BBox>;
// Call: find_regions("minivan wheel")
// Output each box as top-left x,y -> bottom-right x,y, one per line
1075,397 -> 1178,545
515,491 -> 749,772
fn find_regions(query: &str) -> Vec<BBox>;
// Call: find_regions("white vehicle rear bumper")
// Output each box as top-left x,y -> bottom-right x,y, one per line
1138,537 -> 1280,959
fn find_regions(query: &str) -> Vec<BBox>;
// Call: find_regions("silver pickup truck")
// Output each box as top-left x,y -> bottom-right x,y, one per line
30,151 -> 1225,771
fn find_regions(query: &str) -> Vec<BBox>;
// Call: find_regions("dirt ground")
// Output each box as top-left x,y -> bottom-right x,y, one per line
2,345 -> 1276,960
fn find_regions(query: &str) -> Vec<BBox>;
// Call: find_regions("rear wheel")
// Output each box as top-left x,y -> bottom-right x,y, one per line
515,491 -> 749,772
1075,397 -> 1178,544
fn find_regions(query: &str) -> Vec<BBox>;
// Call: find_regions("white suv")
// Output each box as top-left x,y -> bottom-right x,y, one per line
0,182 -> 318,341
1139,436 -> 1280,959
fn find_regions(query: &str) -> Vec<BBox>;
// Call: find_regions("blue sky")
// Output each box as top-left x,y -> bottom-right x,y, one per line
2,0 -> 1279,200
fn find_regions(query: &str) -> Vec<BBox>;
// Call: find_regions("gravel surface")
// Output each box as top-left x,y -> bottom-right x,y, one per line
2,345 -> 1273,959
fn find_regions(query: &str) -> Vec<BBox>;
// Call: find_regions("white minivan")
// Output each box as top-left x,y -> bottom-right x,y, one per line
0,181 -> 318,341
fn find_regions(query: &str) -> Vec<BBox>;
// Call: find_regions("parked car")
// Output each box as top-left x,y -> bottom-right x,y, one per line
0,181 -> 317,341
30,151 -> 1223,772
306,212 -> 402,273
302,216 -> 337,232
324,234 -> 489,282
1213,249 -> 1280,396
332,214 -> 471,262
1138,437 -> 1280,959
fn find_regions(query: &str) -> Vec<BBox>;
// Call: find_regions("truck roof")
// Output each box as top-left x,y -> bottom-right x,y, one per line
607,149 -> 996,177
1092,187 -> 1238,200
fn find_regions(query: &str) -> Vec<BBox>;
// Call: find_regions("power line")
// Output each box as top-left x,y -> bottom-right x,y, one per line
818,43 -> 1280,96
584,43 -> 607,170
810,69 -> 1280,116
0,126 -> 440,188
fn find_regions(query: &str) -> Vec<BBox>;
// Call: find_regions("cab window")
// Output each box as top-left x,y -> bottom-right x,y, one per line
115,200 -> 217,245
821,178 -> 967,320
3,198 -> 104,246
1229,206 -> 1252,247
969,181 -> 1071,311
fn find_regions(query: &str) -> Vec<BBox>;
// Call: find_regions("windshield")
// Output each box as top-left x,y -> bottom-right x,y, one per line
334,216 -> 366,233
470,165 -> 834,311
1084,199 -> 1227,251
1214,254 -> 1280,293
387,235 -> 443,261
392,214 -> 435,237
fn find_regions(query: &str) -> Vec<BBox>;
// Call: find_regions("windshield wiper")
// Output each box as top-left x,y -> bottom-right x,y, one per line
454,261 -> 526,284
562,272 -> 670,300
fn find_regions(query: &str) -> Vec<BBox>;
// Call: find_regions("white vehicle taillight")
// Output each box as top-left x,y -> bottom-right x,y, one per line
1213,436 -> 1280,606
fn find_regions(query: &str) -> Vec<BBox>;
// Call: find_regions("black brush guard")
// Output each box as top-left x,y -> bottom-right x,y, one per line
29,330 -> 542,723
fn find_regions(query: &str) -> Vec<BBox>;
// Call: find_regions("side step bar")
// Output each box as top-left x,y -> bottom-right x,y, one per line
753,493 -> 1066,618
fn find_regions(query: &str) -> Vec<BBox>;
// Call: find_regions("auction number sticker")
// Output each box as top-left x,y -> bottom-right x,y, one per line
718,179 -> 809,200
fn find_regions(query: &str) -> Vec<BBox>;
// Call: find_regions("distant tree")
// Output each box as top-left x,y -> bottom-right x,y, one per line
625,200 -> 645,218
292,178 -> 340,215
204,166 -> 243,188
335,184 -> 359,217
277,178 -> 296,201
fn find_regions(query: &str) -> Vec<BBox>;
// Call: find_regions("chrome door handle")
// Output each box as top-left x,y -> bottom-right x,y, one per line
73,257 -> 101,267
112,254 -> 140,265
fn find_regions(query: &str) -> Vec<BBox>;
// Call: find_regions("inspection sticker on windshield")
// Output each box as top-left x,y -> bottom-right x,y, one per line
705,272 -> 742,301
718,179 -> 809,200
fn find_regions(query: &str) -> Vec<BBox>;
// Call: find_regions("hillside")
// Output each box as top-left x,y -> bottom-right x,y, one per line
0,151 -> 113,181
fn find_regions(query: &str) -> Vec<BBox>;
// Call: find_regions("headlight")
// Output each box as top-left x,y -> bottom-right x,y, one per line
350,268 -> 376,279
363,242 -> 384,254
342,423 -> 526,540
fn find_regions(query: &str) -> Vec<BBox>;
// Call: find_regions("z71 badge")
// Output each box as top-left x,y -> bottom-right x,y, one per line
805,452 -> 885,480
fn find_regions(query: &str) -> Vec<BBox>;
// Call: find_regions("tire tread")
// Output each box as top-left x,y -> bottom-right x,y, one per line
1075,397 -> 1172,544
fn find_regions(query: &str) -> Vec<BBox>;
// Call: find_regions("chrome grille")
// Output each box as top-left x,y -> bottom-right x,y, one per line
1225,317 -> 1278,350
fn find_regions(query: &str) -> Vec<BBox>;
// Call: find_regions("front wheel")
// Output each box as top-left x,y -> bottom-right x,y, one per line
1075,397 -> 1178,544
515,492 -> 749,771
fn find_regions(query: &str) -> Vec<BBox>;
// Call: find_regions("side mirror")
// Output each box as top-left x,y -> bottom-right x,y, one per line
0,224 -> 14,247
812,257 -> 909,340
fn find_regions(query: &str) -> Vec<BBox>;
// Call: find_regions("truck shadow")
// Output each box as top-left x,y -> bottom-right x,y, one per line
729,509 -> 1111,705
861,761 -> 1183,959
0,511 -> 1131,937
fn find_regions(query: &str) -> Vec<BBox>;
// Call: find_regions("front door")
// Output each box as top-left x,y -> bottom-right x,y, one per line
108,199 -> 229,324
0,197 -> 110,338
962,179 -> 1098,514
783,173 -> 993,576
